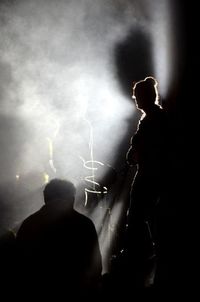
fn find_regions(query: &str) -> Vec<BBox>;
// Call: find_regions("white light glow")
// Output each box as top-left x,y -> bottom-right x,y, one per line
149,0 -> 177,98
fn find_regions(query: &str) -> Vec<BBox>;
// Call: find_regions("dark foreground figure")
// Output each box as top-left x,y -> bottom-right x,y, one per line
15,178 -> 102,299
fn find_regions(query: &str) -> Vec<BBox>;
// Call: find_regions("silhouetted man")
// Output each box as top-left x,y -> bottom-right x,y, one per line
125,76 -> 170,288
16,178 -> 102,298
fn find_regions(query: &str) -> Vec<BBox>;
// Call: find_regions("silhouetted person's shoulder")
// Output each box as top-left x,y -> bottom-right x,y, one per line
70,209 -> 97,231
16,205 -> 97,239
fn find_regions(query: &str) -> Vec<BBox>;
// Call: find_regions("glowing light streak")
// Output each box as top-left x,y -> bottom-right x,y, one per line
43,172 -> 49,184
46,137 -> 56,173
80,156 -> 108,206
80,118 -> 108,206
44,117 -> 60,179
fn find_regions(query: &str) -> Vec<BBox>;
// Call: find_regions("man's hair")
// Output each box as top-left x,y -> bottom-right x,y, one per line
43,178 -> 76,204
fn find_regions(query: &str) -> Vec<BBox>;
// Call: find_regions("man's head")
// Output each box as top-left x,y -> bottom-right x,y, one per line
132,76 -> 159,112
43,178 -> 76,207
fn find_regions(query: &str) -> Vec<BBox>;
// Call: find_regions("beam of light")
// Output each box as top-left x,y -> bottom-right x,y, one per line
91,189 -> 130,274
77,89 -> 133,273
149,0 -> 178,98
99,201 -> 124,273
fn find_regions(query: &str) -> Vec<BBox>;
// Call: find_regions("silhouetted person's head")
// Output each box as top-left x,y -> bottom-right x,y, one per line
43,178 -> 76,209
132,76 -> 160,113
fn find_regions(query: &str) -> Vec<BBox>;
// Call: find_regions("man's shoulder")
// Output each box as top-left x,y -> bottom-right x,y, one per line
16,208 -> 44,238
72,210 -> 97,232
73,210 -> 94,224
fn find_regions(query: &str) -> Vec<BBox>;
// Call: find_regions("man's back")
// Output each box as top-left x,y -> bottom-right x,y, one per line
16,188 -> 102,297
